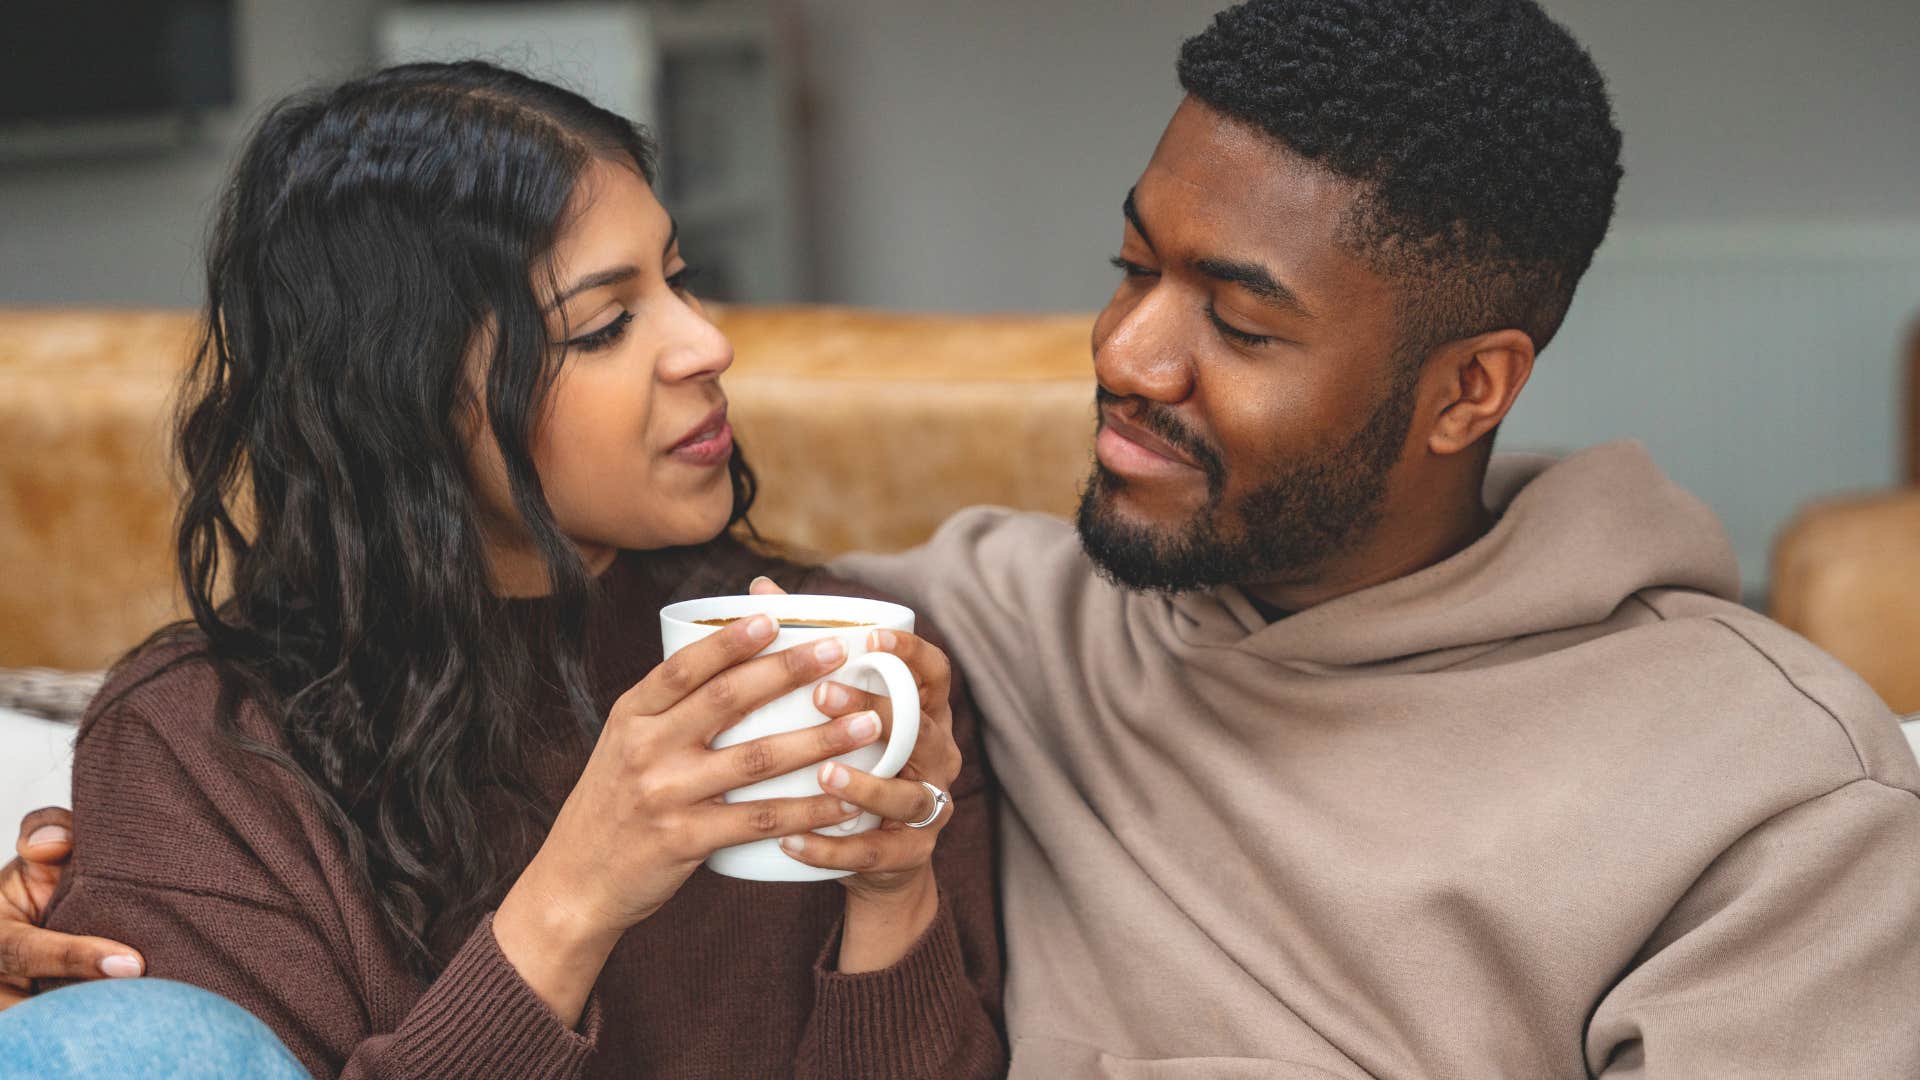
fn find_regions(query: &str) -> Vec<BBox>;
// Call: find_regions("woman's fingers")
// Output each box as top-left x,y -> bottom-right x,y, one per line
778,827 -> 934,874
620,614 -> 780,716
673,711 -> 885,803
748,576 -> 788,596
866,630 -> 952,703
704,794 -> 860,852
666,637 -> 851,741
818,763 -> 950,829
813,680 -> 893,725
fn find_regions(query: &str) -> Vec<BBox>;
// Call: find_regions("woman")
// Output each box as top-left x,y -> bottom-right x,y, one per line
29,61 -> 1001,1078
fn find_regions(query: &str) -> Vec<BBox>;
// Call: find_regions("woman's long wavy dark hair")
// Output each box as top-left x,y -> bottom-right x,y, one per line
104,61 -> 755,973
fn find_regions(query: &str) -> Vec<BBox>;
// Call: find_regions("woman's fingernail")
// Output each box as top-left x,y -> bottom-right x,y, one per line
100,955 -> 142,978
813,638 -> 845,664
750,576 -> 774,590
26,825 -> 71,848
743,615 -> 776,642
816,682 -> 848,710
845,712 -> 878,742
822,762 -> 852,791
780,835 -> 806,853
870,629 -> 898,651
840,800 -> 861,816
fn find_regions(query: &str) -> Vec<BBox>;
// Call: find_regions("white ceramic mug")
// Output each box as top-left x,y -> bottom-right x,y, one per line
659,593 -> 920,881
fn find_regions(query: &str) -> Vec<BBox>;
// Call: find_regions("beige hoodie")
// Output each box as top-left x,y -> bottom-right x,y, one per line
835,441 -> 1920,1079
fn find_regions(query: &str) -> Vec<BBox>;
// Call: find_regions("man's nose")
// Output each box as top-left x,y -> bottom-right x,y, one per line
1094,288 -> 1194,404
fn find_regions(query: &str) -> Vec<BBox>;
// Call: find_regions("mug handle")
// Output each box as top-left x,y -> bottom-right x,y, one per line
840,650 -> 920,777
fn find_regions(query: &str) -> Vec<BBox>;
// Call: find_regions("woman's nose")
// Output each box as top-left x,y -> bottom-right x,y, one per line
658,301 -> 734,383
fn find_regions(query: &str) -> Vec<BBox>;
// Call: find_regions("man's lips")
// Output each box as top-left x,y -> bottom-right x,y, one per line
668,403 -> 733,466
1096,409 -> 1202,477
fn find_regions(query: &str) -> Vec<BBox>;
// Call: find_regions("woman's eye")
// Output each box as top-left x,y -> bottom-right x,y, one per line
568,310 -> 633,352
1207,306 -> 1274,347
1108,255 -> 1157,279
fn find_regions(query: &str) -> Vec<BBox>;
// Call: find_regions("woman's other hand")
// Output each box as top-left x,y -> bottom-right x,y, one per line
750,576 -> 961,973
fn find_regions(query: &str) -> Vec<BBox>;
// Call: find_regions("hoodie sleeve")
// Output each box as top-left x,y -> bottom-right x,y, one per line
1584,776 -> 1920,1077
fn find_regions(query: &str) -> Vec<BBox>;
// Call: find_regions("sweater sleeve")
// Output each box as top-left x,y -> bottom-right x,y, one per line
1585,777 -> 1920,1077
790,609 -> 1007,1080
44,699 -> 600,1080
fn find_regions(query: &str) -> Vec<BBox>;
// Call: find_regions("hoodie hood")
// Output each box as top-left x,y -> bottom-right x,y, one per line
1170,440 -> 1741,667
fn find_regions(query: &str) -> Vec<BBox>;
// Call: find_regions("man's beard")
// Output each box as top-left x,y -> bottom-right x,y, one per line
1075,373 -> 1418,594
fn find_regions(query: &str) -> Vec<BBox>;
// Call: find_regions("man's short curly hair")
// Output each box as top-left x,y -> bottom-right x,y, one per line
1178,0 -> 1623,357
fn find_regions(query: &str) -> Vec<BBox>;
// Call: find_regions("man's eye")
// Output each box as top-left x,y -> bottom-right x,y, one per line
1207,306 -> 1273,347
1108,255 -> 1157,279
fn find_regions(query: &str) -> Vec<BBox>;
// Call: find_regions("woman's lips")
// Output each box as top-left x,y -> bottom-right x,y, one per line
668,409 -> 733,467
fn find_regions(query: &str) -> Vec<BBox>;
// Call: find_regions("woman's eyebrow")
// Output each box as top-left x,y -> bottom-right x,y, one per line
550,266 -> 638,310
549,218 -> 682,310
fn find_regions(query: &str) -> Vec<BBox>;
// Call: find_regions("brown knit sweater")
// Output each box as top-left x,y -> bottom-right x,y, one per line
44,540 -> 1005,1079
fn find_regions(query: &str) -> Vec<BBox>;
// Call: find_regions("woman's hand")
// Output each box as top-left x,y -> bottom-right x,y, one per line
749,577 -> 963,973
1,808 -> 145,1010
495,612 -> 885,1023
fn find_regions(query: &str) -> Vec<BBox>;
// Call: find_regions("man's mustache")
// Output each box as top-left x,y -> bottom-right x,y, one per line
1094,387 -> 1226,483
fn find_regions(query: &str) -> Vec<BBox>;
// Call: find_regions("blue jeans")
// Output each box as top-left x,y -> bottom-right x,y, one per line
0,979 -> 308,1079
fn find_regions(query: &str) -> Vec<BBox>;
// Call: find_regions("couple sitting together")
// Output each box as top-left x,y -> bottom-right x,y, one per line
2,1 -> 1916,1077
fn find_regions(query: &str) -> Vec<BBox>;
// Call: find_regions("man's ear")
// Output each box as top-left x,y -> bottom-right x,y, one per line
1421,328 -> 1535,457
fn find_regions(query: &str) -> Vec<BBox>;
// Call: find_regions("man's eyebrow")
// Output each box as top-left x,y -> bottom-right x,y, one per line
549,218 -> 682,310
1122,188 -> 1153,250
1193,256 -> 1313,319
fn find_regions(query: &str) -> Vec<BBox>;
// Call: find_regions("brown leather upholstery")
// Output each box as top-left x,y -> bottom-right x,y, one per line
1772,490 -> 1920,714
0,306 -> 1096,670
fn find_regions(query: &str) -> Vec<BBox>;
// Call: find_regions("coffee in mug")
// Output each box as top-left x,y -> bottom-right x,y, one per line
692,616 -> 874,630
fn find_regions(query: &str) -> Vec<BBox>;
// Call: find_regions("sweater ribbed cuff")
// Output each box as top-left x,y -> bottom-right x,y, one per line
384,912 -> 601,1080
804,890 -> 973,1078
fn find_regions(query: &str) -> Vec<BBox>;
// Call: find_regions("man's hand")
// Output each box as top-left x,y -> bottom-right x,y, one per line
0,807 -> 144,1009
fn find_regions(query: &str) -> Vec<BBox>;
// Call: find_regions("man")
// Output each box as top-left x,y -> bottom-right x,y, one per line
7,0 -> 1919,1076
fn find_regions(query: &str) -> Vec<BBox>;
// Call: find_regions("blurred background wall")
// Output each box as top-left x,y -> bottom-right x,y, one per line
3,0 -> 1916,598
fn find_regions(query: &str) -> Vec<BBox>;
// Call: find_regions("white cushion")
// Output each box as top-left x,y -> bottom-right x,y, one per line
0,707 -> 74,833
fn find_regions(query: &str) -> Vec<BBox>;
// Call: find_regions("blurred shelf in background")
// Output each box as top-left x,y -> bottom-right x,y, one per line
378,0 -> 807,303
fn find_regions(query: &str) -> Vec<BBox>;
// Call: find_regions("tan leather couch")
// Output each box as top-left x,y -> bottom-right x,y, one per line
0,306 -> 1095,670
12,305 -> 1916,716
